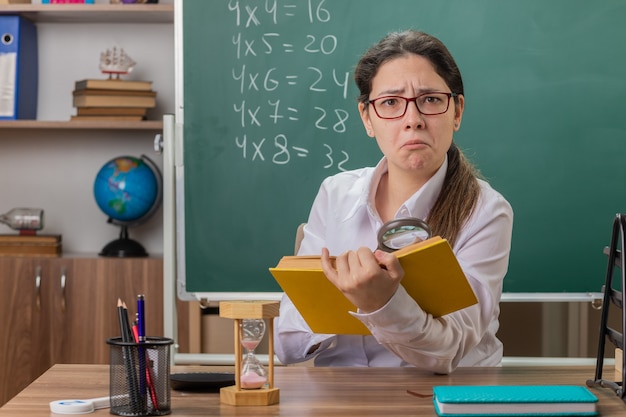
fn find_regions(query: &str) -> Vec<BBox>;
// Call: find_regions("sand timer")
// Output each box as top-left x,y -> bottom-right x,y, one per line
240,319 -> 268,389
219,301 -> 280,406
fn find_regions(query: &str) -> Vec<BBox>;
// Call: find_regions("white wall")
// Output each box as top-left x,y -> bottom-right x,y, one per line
0,1 -> 174,255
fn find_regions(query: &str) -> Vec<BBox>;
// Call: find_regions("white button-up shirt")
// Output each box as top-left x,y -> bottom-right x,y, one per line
275,156 -> 513,373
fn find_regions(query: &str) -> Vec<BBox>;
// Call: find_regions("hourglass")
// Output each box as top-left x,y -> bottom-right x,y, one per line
219,301 -> 280,406
240,319 -> 267,389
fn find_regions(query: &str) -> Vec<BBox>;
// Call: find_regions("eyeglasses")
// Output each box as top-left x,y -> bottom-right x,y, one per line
367,92 -> 458,119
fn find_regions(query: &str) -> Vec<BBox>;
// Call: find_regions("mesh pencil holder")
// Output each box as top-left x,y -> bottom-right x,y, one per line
107,337 -> 173,416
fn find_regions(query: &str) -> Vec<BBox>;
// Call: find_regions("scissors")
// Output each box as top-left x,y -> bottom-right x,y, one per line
377,217 -> 431,252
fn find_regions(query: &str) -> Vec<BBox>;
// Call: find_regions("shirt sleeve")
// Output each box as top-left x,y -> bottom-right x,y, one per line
274,292 -> 336,364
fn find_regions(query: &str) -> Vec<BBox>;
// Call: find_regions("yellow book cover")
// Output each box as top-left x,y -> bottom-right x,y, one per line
269,236 -> 478,335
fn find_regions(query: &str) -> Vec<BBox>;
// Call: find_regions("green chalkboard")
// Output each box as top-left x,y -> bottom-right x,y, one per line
179,0 -> 626,295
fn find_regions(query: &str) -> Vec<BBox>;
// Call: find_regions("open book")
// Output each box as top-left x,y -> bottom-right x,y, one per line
269,236 -> 478,335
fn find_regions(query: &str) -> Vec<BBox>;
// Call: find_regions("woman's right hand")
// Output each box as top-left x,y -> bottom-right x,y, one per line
320,247 -> 404,313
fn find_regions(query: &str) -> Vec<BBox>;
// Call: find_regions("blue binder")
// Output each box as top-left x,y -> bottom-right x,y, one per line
0,16 -> 38,120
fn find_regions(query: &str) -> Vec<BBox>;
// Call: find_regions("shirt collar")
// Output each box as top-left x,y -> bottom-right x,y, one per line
366,155 -> 448,222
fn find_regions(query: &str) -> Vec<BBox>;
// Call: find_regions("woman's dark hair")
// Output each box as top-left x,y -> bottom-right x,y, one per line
355,30 -> 479,246
354,30 -> 464,105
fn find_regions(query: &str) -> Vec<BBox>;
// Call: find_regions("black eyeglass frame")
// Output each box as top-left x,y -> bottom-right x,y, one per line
366,92 -> 459,119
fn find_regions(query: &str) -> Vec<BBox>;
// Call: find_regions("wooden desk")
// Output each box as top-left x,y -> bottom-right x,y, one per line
0,364 -> 624,416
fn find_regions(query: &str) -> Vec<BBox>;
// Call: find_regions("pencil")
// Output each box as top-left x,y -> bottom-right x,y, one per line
117,298 -> 141,413
117,298 -> 129,341
120,301 -> 134,343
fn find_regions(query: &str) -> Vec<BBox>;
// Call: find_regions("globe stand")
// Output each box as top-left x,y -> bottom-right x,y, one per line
99,224 -> 148,257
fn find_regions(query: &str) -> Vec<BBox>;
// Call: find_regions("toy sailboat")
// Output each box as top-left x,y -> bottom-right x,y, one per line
99,47 -> 137,78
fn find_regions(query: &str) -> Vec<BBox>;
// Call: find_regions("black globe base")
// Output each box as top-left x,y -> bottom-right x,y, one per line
99,238 -> 148,257
99,225 -> 148,258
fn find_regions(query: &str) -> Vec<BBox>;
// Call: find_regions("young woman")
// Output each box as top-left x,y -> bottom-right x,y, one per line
275,30 -> 513,374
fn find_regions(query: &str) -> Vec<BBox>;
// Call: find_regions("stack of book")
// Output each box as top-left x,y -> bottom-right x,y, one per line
71,78 -> 157,122
0,234 -> 62,257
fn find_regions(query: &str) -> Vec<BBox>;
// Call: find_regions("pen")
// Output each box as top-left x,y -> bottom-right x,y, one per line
132,321 -> 159,410
137,294 -> 146,343
136,295 -> 147,406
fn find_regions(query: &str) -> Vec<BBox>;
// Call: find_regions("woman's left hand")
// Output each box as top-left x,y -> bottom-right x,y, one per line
321,247 -> 404,313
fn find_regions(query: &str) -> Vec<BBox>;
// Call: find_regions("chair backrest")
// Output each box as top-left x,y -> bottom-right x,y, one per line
294,223 -> 305,255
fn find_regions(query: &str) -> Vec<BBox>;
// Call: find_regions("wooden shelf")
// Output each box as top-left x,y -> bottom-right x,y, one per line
0,3 -> 174,23
0,120 -> 163,130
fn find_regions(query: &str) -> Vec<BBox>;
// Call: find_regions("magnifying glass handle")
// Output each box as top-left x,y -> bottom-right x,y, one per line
91,396 -> 111,410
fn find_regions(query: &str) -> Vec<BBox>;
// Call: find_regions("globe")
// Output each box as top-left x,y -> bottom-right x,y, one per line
93,155 -> 162,257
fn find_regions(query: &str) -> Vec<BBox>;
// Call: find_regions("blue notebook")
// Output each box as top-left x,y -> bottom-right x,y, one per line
432,385 -> 598,416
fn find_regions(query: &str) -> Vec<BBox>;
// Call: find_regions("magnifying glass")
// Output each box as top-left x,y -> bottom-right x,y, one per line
49,396 -> 110,414
377,217 -> 431,252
